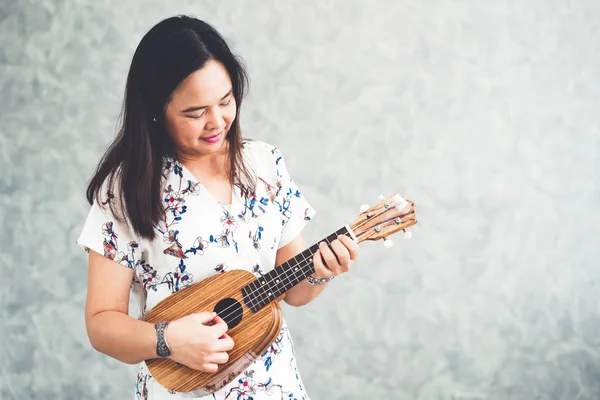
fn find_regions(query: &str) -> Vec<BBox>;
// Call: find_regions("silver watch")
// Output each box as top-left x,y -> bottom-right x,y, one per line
155,321 -> 171,358
306,275 -> 335,285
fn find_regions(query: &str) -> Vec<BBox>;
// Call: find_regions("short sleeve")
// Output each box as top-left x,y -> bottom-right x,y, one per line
271,147 -> 317,249
76,185 -> 142,269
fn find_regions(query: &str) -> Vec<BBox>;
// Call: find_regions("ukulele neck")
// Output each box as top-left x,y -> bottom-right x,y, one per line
241,226 -> 353,312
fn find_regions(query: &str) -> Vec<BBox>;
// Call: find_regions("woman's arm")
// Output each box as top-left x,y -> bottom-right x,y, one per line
85,250 -> 233,371
85,249 -> 162,364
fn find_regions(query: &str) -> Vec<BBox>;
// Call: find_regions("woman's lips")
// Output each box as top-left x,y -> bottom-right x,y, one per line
201,131 -> 223,143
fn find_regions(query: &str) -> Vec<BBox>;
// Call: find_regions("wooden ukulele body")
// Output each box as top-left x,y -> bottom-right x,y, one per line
141,192 -> 417,395
143,269 -> 283,395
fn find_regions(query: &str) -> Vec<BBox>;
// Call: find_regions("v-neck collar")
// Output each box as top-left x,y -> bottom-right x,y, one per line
164,155 -> 240,211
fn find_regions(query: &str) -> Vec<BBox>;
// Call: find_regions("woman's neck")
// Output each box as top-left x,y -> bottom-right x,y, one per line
177,146 -> 230,183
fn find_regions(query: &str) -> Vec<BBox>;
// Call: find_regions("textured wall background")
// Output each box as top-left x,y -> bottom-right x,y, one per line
2,0 -> 600,399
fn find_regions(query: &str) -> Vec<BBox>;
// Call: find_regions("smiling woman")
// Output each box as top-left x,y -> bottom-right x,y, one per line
76,14 -> 359,400
166,64 -> 235,154
164,62 -> 239,205
86,16 -> 255,237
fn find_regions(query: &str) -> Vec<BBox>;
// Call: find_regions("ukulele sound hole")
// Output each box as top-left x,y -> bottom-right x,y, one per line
213,298 -> 243,329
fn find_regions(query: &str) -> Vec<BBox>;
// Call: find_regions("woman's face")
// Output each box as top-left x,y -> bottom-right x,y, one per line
163,59 -> 237,160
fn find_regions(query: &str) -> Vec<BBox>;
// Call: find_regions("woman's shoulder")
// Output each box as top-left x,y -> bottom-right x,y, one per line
241,139 -> 281,157
241,139 -> 284,172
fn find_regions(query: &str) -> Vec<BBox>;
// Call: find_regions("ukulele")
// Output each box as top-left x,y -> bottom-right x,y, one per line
143,193 -> 417,395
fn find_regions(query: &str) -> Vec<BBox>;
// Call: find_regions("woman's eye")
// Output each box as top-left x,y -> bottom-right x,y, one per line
189,111 -> 206,119
220,99 -> 231,107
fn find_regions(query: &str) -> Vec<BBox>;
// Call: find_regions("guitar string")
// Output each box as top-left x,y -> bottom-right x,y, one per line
217,203 -> 409,323
212,230 -> 351,324
220,203 -> 392,316
217,252 -> 315,324
214,231 -> 348,323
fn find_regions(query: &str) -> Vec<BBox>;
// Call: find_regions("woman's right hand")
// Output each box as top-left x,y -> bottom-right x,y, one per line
165,312 -> 234,372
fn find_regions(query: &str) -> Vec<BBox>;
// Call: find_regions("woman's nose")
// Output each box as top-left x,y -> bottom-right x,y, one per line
205,107 -> 225,131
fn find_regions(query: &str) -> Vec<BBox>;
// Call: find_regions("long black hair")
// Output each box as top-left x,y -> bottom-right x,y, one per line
86,15 -> 254,241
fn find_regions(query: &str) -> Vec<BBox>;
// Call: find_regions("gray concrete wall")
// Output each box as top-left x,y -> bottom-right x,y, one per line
2,1 -> 599,399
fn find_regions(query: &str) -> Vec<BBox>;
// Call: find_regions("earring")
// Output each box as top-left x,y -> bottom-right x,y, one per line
152,117 -> 157,122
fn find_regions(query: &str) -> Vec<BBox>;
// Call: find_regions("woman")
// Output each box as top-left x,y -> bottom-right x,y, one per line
77,15 -> 359,399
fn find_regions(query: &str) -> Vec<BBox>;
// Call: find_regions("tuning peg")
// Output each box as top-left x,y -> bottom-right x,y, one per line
359,204 -> 369,213
383,238 -> 393,248
403,230 -> 412,240
379,194 -> 385,200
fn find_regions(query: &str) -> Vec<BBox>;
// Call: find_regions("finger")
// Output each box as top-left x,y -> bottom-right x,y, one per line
200,363 -> 219,373
215,334 -> 235,351
210,319 -> 228,337
312,250 -> 334,279
213,315 -> 228,327
330,239 -> 351,271
194,312 -> 217,324
319,242 -> 341,275
206,351 -> 229,364
338,235 -> 359,261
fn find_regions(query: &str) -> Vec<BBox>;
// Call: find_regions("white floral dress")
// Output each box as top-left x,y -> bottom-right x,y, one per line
77,140 -> 316,400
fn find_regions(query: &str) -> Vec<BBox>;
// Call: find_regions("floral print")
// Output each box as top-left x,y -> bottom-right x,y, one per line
77,141 -> 315,399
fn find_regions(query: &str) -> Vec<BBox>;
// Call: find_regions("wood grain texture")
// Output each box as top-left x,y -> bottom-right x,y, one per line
143,269 -> 283,395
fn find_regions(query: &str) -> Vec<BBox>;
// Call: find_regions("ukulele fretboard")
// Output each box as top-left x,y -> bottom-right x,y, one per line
241,226 -> 352,312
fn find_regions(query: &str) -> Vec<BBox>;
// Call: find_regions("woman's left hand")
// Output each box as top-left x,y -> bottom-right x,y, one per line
312,235 -> 359,279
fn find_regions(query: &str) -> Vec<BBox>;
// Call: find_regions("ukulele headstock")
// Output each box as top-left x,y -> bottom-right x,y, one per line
349,194 -> 417,247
